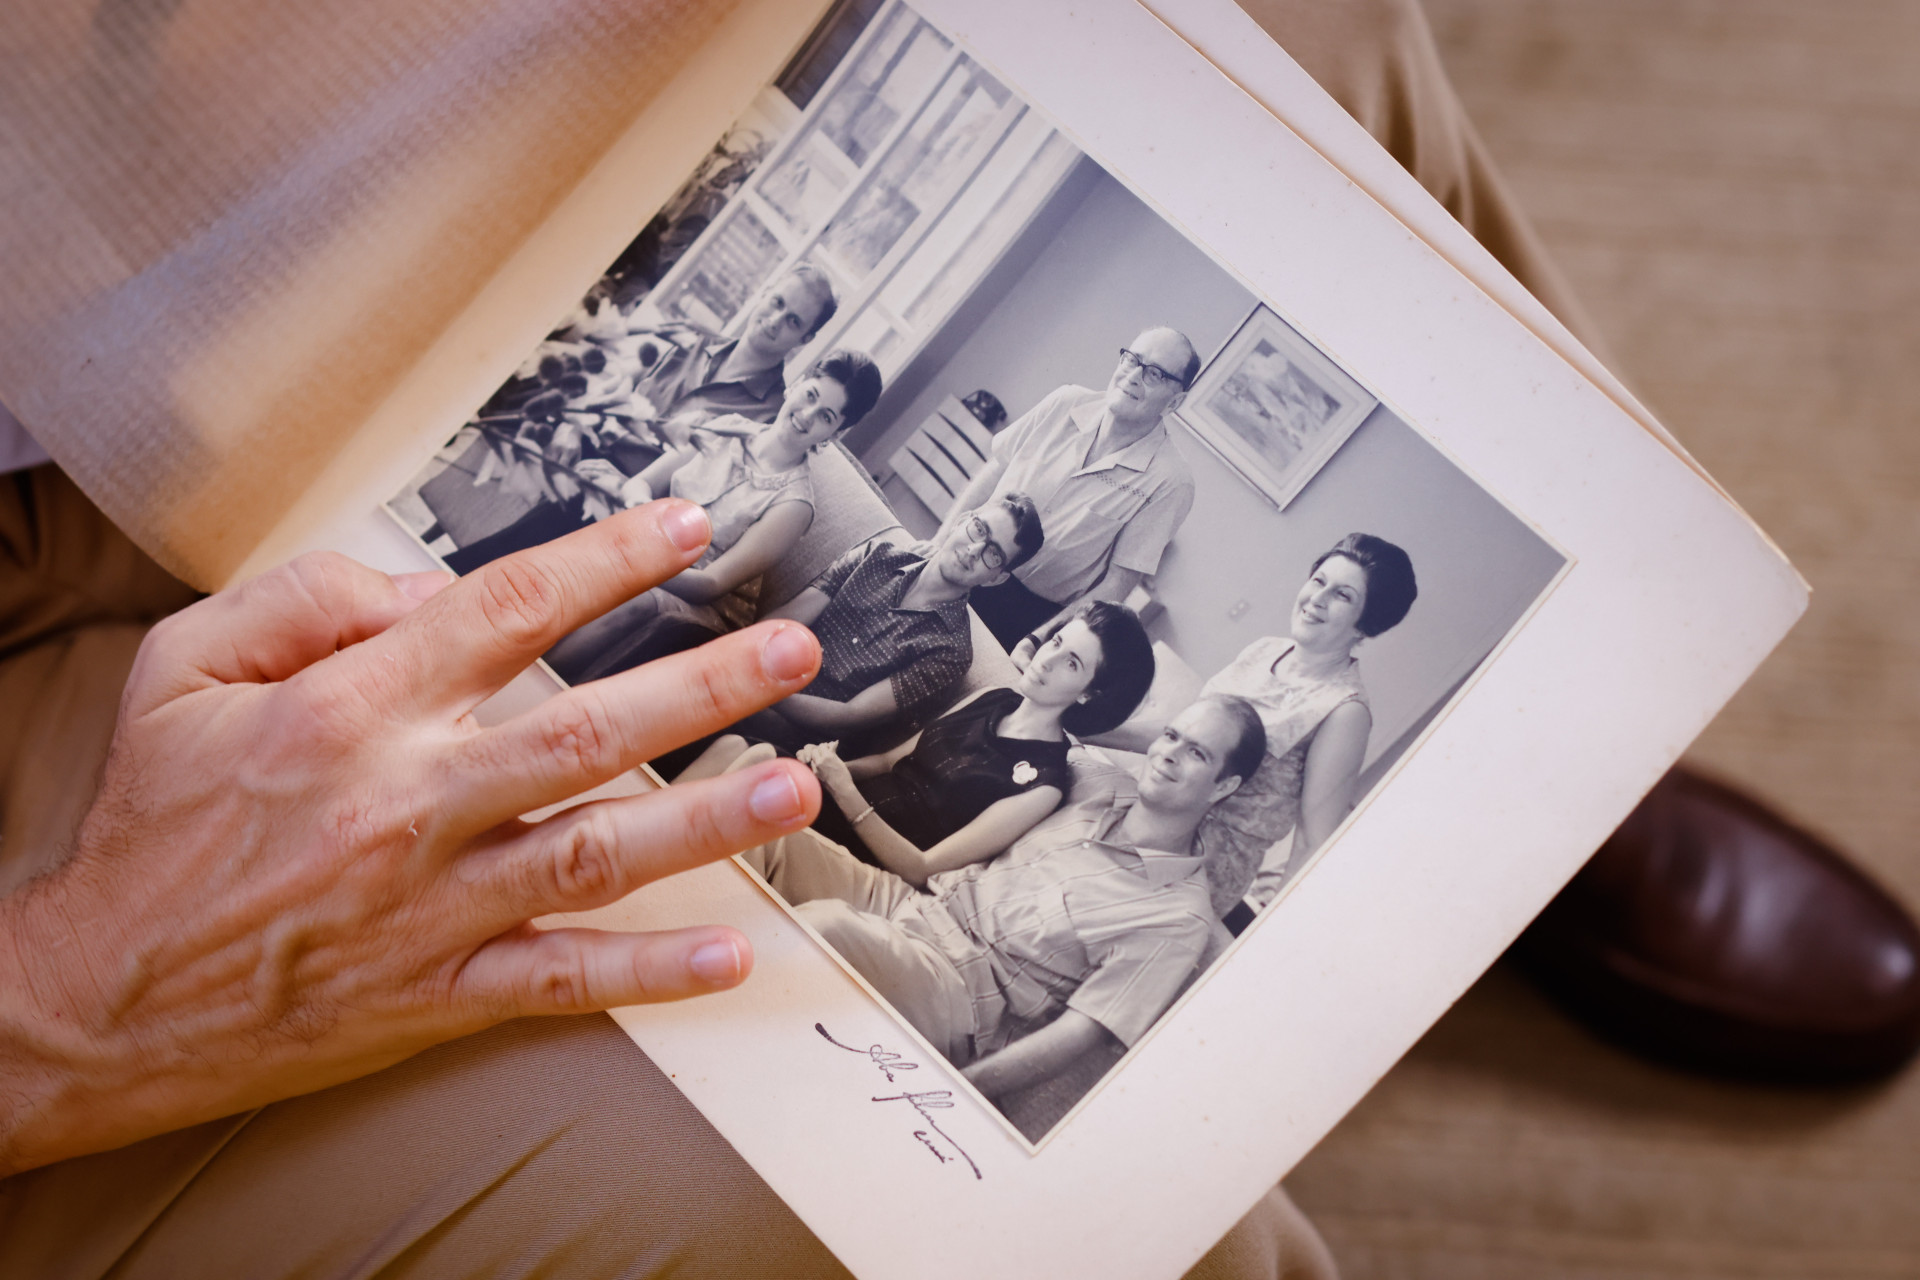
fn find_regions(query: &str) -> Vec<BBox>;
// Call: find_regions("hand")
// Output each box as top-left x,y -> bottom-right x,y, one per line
573,457 -> 628,498
619,474 -> 654,510
0,501 -> 823,1176
798,742 -> 857,801
549,421 -> 586,468
546,469 -> 582,505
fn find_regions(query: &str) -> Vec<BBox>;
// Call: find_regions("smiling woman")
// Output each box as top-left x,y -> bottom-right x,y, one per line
540,349 -> 883,682
1197,532 -> 1419,920
791,598 -> 1157,886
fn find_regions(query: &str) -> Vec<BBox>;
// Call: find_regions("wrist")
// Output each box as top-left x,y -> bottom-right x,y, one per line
0,860 -> 203,1177
0,879 -> 116,1175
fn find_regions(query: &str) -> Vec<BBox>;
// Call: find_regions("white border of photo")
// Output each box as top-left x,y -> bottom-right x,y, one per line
300,1 -> 1807,1276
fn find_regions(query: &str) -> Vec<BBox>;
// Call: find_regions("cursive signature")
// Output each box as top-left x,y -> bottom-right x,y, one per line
816,1023 -> 983,1180
814,1022 -> 920,1083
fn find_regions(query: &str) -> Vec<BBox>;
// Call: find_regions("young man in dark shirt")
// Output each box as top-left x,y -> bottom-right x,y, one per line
741,492 -> 1045,753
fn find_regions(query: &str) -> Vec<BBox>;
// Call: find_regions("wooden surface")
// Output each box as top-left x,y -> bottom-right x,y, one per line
1287,2 -> 1920,1275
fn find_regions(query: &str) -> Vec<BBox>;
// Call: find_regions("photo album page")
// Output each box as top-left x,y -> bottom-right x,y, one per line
276,0 -> 1807,1275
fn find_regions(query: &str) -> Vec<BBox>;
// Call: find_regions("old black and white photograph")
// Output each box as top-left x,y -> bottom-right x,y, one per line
385,0 -> 1568,1147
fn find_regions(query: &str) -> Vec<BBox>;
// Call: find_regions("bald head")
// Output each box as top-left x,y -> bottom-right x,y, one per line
1138,327 -> 1199,387
1107,326 -> 1198,428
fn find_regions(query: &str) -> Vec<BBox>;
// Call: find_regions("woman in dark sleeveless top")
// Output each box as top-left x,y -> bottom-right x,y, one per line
798,600 -> 1155,886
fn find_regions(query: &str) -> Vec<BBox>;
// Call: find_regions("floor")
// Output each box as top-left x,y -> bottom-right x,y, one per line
1286,2 -> 1920,1275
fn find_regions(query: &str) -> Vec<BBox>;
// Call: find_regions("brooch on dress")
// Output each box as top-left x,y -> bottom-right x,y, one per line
1011,761 -> 1038,785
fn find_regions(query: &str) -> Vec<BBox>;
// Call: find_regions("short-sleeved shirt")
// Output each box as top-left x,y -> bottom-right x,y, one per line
982,384 -> 1195,604
596,325 -> 787,474
619,325 -> 785,424
804,542 -> 974,728
905,793 -> 1214,1054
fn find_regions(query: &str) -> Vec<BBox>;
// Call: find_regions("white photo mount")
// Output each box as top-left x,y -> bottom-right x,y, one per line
288,0 -> 1807,1275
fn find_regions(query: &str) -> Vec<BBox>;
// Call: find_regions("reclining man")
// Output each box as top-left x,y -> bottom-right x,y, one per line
728,492 -> 1046,757
442,263 -> 839,573
742,696 -> 1267,1099
934,326 -> 1199,662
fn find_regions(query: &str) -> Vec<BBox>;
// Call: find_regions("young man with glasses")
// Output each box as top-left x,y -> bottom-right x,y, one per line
733,493 -> 1045,755
935,326 -> 1200,661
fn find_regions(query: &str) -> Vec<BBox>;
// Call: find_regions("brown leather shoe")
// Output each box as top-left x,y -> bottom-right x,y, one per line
1513,768 -> 1920,1082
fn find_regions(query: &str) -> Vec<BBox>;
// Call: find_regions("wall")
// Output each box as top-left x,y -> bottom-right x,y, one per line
856,167 -> 1565,768
1154,405 -> 1566,767
858,167 -> 1256,504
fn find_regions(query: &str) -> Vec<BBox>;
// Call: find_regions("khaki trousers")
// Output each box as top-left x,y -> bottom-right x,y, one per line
0,1 -> 1586,1275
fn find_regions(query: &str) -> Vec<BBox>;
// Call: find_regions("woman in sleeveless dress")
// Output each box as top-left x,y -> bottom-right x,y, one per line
543,349 -> 881,683
700,600 -> 1156,887
1195,533 -> 1419,919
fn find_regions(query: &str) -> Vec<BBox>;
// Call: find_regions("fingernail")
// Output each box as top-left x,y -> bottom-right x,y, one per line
748,768 -> 804,823
396,570 -> 454,601
660,502 -> 710,553
760,625 -> 817,683
689,939 -> 743,986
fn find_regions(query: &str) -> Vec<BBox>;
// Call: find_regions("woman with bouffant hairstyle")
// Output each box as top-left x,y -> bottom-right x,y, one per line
1196,532 -> 1418,919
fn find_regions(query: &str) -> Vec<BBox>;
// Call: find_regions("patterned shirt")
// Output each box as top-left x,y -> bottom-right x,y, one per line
905,792 -> 1215,1054
804,543 -> 973,728
979,384 -> 1195,604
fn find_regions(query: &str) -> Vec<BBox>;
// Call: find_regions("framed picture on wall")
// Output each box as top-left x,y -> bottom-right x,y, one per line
1178,302 -> 1377,509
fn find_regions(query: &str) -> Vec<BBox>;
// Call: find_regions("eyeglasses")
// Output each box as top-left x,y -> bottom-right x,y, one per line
964,514 -> 1011,572
1116,347 -> 1187,390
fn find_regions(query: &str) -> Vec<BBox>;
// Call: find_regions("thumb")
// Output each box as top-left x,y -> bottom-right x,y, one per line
129,552 -> 451,710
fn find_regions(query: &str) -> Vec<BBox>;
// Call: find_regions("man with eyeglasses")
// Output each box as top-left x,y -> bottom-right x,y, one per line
734,493 -> 1046,755
935,326 -> 1199,661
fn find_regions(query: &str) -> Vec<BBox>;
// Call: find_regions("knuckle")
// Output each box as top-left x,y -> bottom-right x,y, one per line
474,558 -> 567,649
545,809 -> 623,903
532,952 -> 597,1012
267,551 -> 353,618
678,795 -> 735,862
544,693 -> 621,776
286,549 -> 357,596
140,605 -> 191,653
600,510 -> 658,573
683,656 -> 743,727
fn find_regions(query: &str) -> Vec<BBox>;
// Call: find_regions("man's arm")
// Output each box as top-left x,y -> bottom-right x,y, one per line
0,501 -> 827,1177
775,680 -> 902,737
961,1011 -> 1112,1098
1008,564 -> 1145,669
930,384 -> 1072,545
762,585 -> 831,628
